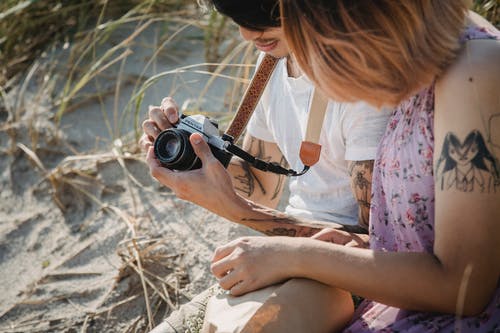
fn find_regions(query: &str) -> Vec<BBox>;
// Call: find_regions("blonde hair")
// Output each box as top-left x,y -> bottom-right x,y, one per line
280,1 -> 468,107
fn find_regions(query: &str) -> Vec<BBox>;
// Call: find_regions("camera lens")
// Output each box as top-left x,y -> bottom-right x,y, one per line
154,129 -> 199,170
162,136 -> 181,160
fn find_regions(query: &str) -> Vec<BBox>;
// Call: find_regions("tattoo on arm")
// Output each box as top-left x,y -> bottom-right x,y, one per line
240,204 -> 366,237
436,129 -> 500,193
232,138 -> 268,197
348,160 -> 374,230
241,204 -> 324,237
233,159 -> 266,197
232,137 -> 288,199
271,155 -> 288,200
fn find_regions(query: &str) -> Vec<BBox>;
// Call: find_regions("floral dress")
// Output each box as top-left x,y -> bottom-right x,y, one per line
343,26 -> 500,332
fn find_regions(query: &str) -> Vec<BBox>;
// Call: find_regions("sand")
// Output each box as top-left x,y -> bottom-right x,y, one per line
0,21 -> 260,332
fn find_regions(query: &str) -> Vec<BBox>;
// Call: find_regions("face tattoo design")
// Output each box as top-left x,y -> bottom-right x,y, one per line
437,130 -> 500,193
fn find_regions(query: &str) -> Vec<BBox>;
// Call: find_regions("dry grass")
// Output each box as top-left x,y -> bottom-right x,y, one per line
473,0 -> 499,27
1,0 -> 256,144
1,235 -> 189,332
1,137 -> 192,331
0,3 -> 253,328
0,1 -> 196,86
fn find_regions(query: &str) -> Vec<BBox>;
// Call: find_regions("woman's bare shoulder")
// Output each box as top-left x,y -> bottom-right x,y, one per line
467,10 -> 497,31
437,35 -> 499,119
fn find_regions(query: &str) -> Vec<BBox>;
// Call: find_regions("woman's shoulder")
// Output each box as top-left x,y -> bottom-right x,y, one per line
434,27 -> 500,189
446,30 -> 499,79
466,11 -> 498,32
436,32 -> 499,120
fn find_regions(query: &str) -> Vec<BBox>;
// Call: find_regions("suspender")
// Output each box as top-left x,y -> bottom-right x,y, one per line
224,54 -> 327,173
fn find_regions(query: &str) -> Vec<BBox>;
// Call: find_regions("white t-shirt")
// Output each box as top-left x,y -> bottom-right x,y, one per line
246,55 -> 390,225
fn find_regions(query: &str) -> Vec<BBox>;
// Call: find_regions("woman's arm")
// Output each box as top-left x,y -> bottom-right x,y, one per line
431,38 -> 500,315
211,38 -> 500,316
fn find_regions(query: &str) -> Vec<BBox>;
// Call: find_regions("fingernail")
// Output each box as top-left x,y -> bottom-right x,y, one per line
165,109 -> 176,122
192,135 -> 202,145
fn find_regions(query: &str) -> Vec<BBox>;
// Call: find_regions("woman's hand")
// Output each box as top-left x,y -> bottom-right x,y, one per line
210,236 -> 302,296
312,228 -> 369,248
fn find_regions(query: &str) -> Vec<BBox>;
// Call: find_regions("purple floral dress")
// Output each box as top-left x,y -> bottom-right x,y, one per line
344,26 -> 500,332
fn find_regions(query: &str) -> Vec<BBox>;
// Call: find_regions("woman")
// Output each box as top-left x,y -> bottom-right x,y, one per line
210,1 -> 500,331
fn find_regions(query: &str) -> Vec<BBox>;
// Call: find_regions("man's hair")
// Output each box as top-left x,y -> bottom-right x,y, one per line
200,0 -> 280,31
280,0 -> 469,107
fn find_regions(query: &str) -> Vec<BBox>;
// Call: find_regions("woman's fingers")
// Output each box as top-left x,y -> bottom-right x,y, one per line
211,244 -> 239,278
229,279 -> 258,296
212,238 -> 249,263
230,280 -> 252,296
210,256 -> 233,279
211,239 -> 248,279
312,228 -> 351,244
214,265 -> 254,296
217,268 -> 243,290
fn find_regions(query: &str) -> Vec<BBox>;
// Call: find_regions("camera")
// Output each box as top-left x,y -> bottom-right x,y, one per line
153,114 -> 233,171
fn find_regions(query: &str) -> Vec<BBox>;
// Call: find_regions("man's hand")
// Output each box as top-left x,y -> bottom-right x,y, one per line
146,132 -> 243,220
312,228 -> 369,248
139,97 -> 179,152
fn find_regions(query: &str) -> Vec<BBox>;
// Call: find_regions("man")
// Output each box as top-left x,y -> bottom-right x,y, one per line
141,0 -> 390,234
140,0 -> 390,331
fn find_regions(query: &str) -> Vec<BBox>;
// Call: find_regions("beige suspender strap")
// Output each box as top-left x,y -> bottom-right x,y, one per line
305,89 -> 328,144
299,89 -> 328,167
224,54 -> 326,169
224,54 -> 279,142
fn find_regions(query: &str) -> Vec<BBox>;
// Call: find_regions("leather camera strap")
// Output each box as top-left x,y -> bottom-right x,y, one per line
224,54 -> 279,141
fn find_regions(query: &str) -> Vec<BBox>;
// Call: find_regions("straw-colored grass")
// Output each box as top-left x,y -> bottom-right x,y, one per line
473,0 -> 499,27
1,0 -> 255,140
1,3 -> 257,332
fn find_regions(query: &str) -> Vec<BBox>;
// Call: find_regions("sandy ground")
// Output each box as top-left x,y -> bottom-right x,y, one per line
0,22 -> 260,332
0,146 -> 255,332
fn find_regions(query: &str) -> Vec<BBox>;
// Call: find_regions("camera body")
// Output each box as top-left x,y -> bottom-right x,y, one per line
153,114 -> 233,171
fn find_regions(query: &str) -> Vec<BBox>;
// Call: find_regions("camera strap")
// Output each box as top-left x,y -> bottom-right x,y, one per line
225,143 -> 308,176
225,54 -> 279,142
224,54 -> 328,177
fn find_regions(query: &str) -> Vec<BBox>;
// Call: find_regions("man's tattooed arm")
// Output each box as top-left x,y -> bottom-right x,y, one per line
347,160 -> 374,231
227,135 -> 288,209
232,158 -> 266,198
238,202 -> 367,237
